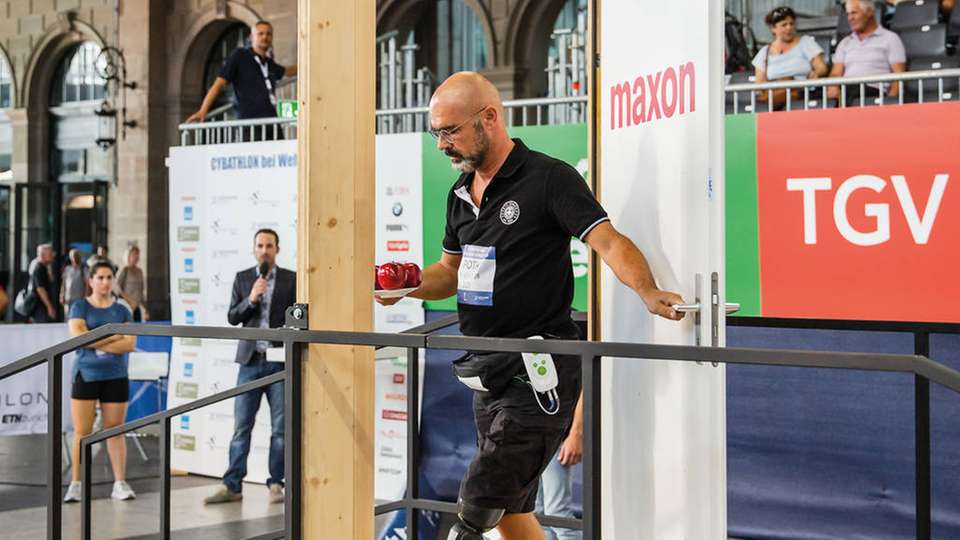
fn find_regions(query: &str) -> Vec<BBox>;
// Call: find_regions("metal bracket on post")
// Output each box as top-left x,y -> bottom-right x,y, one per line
285,303 -> 308,330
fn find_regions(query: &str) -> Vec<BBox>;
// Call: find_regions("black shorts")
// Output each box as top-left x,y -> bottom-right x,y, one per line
459,353 -> 582,514
71,373 -> 129,403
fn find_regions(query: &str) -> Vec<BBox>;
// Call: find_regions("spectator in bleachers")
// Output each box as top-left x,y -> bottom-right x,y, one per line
753,7 -> 829,108
828,0 -> 907,101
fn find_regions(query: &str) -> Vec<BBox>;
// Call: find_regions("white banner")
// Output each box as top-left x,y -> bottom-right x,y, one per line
600,0 -> 726,538
168,140 -> 298,481
168,136 -> 425,486
0,324 -> 74,435
375,133 -> 425,333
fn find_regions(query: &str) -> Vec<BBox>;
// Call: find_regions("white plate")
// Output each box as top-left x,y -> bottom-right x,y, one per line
374,287 -> 417,299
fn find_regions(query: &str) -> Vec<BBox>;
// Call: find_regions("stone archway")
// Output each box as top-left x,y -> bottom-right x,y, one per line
165,1 -> 264,143
376,0 -> 497,70
503,0 -> 569,97
21,15 -> 107,185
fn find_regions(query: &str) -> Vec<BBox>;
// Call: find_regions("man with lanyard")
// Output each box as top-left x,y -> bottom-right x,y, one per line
377,72 -> 685,540
186,20 -> 297,137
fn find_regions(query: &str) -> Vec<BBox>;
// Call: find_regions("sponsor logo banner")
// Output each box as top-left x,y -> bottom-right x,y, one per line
755,103 -> 960,322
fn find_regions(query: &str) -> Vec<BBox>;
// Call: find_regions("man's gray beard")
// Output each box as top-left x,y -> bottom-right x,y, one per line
452,159 -> 477,173
451,126 -> 489,173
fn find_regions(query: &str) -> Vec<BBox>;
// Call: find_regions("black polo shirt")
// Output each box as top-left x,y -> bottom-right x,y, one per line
219,48 -> 285,119
443,139 -> 609,338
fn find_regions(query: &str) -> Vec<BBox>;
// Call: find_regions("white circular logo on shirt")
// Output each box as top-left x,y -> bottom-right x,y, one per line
500,201 -> 520,225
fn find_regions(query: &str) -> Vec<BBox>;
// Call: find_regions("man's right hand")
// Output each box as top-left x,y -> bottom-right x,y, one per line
185,110 -> 206,123
47,305 -> 57,319
249,278 -> 268,304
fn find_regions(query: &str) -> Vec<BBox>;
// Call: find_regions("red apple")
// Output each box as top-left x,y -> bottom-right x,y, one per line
377,262 -> 405,290
401,262 -> 422,288
374,265 -> 382,290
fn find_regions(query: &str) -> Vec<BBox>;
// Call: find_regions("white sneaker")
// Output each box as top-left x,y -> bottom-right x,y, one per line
63,481 -> 81,503
111,480 -> 136,501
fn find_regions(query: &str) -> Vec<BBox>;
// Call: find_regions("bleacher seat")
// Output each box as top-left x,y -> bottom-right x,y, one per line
834,9 -> 852,46
905,56 -> 960,101
726,71 -> 756,114
851,95 -> 902,107
899,24 -> 948,58
890,0 -> 941,31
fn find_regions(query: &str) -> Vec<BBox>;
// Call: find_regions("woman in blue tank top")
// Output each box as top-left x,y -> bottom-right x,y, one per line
62,261 -> 138,503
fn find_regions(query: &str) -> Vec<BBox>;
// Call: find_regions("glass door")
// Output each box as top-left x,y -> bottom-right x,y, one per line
13,183 -> 58,296
61,180 -> 108,257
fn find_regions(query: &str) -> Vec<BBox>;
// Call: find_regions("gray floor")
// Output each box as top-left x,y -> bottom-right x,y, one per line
0,433 -> 283,539
0,434 -> 402,539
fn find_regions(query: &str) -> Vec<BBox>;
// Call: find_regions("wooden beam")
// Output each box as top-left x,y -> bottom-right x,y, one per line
296,1 -> 376,539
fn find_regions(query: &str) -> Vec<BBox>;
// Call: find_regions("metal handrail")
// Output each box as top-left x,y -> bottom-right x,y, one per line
726,68 -> 960,112
178,116 -> 297,146
6,319 -> 960,539
725,68 -> 960,92
373,95 -> 590,118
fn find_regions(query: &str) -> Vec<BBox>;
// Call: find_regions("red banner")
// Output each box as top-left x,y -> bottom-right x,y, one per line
757,103 -> 960,322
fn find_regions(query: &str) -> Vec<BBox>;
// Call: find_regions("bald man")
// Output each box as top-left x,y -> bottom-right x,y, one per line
378,72 -> 684,540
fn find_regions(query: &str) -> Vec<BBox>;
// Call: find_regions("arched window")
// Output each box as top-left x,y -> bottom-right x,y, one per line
546,0 -> 588,98
50,42 -> 107,105
0,50 -> 14,174
449,0 -> 488,74
49,41 -> 112,184
0,51 -> 12,109
203,23 -> 250,117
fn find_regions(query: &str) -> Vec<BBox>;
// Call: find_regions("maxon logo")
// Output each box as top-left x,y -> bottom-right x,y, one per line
609,62 -> 696,130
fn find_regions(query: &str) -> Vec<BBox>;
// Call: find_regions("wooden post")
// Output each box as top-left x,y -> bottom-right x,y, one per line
296,1 -> 376,539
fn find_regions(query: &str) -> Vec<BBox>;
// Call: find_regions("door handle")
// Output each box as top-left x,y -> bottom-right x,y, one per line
672,303 -> 700,313
673,302 -> 738,314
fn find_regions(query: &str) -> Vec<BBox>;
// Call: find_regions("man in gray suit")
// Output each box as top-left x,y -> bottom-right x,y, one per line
205,228 -> 296,505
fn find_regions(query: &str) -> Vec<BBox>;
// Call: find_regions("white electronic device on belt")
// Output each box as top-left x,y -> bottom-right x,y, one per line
521,336 -> 558,392
522,336 -> 560,415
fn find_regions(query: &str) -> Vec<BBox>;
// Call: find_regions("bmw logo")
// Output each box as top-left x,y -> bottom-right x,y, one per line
392,202 -> 403,217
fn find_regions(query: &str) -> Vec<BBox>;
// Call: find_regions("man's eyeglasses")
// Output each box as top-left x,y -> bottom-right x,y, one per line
428,107 -> 488,143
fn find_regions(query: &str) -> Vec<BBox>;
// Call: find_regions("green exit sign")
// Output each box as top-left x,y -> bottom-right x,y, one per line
277,100 -> 299,118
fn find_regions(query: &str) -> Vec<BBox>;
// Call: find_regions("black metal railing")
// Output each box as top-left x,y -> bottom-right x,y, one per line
2,317 -> 960,540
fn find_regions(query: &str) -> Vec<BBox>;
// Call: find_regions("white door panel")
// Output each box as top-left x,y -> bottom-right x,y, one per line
598,0 -> 726,538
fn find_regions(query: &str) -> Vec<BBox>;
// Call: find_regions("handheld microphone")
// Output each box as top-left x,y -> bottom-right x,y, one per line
256,262 -> 270,302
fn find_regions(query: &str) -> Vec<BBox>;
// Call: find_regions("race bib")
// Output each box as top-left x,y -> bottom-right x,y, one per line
458,244 -> 496,306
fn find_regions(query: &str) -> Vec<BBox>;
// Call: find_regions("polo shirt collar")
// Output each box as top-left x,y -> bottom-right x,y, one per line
855,26 -> 884,42
496,138 -> 530,179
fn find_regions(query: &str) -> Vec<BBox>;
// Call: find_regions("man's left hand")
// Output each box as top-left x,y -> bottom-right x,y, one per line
640,288 -> 685,321
558,430 -> 583,466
